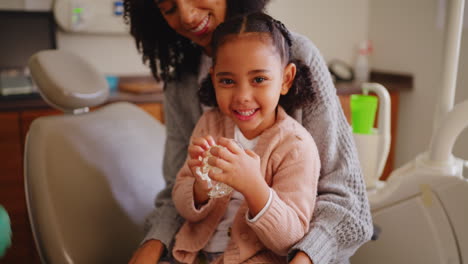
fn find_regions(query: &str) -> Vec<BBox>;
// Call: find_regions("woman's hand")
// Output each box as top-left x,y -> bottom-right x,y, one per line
128,239 -> 164,264
187,136 -> 216,204
208,137 -> 269,216
289,251 -> 314,264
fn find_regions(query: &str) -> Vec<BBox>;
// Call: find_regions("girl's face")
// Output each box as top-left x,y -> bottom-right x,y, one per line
210,34 -> 296,139
156,0 -> 227,55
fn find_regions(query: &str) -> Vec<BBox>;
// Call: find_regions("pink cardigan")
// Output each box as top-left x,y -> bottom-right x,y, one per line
172,107 -> 320,263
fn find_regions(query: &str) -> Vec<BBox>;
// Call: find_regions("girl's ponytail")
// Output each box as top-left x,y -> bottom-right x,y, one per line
280,59 -> 315,113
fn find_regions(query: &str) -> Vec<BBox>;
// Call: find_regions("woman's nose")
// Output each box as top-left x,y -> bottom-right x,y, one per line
176,0 -> 197,26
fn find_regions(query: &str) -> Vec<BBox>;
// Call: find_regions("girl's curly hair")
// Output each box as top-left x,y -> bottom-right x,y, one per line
198,12 -> 315,113
123,0 -> 270,82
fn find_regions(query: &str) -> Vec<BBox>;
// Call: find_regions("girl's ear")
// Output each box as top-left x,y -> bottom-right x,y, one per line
209,67 -> 214,79
281,63 -> 296,95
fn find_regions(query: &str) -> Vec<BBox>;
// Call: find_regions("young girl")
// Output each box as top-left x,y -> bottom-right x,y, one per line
126,1 -> 372,263
170,13 -> 320,264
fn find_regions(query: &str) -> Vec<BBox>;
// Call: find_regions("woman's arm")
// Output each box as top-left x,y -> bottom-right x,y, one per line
139,75 -> 203,250
288,33 -> 373,263
129,85 -> 189,263
128,239 -> 165,264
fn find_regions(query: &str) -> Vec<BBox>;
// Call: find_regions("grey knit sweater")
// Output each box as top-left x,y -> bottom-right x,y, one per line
142,32 -> 373,264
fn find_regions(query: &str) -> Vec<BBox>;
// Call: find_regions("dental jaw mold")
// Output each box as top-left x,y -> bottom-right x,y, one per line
196,145 -> 234,198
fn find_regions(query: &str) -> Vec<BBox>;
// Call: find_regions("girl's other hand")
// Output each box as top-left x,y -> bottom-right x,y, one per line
187,136 -> 216,204
187,135 -> 216,178
188,135 -> 216,159
187,158 -> 211,192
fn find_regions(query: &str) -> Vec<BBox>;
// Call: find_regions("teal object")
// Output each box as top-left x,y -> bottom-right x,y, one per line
0,205 -> 12,258
105,75 -> 119,92
350,94 -> 378,134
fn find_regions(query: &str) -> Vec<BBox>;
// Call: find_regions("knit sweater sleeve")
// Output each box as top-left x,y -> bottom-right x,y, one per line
288,33 -> 373,263
247,131 -> 320,256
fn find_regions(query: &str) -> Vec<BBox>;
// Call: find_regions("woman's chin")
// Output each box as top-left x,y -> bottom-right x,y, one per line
196,36 -> 213,53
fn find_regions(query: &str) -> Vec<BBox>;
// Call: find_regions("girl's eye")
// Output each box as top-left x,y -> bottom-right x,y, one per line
253,77 -> 266,83
220,79 -> 234,85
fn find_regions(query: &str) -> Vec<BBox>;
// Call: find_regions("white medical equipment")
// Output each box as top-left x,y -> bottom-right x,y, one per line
352,0 -> 468,263
54,0 -> 127,33
352,83 -> 391,190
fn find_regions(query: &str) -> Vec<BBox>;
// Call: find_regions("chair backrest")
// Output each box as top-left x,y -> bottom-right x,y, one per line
25,50 -> 166,263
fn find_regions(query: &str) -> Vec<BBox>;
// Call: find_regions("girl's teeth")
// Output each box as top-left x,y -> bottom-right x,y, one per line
238,109 -> 255,116
191,16 -> 209,33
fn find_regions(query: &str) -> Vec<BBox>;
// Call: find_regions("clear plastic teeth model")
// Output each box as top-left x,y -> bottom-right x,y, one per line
196,145 -> 233,198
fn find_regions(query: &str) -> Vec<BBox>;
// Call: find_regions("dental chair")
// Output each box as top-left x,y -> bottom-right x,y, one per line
24,50 -> 166,263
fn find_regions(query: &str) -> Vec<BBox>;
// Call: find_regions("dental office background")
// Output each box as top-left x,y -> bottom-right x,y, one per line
1,0 -> 467,172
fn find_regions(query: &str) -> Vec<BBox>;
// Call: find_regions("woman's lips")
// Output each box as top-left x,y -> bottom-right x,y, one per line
191,15 -> 210,36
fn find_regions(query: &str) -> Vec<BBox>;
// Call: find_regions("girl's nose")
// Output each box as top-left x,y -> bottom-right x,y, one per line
235,84 -> 252,103
177,0 -> 197,27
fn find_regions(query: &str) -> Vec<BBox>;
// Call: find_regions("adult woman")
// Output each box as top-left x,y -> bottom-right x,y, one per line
123,1 -> 373,263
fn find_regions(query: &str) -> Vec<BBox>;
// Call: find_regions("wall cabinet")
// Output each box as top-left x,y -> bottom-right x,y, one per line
0,112 -> 40,263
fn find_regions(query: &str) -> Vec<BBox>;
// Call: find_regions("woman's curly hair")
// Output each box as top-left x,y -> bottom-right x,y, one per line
198,12 -> 315,113
123,0 -> 270,82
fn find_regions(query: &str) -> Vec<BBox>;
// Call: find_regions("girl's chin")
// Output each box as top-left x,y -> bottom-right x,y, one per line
236,127 -> 260,139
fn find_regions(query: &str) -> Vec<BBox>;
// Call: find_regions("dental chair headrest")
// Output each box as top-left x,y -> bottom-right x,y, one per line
28,50 -> 109,113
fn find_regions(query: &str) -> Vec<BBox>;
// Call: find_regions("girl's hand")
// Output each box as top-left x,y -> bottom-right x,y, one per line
188,135 -> 216,160
207,137 -> 264,196
208,137 -> 270,216
208,138 -> 264,193
187,136 -> 216,204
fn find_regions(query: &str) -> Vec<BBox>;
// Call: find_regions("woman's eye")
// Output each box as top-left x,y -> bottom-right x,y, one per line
158,2 -> 176,15
163,6 -> 176,15
220,79 -> 234,85
253,77 -> 266,83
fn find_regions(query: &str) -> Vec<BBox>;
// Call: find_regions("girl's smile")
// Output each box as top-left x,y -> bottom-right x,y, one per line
233,108 -> 259,121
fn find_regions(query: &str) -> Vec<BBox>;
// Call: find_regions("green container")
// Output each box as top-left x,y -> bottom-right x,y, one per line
0,205 -> 12,258
350,94 -> 378,134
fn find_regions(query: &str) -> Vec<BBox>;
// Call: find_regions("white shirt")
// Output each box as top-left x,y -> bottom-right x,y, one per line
203,126 -> 272,253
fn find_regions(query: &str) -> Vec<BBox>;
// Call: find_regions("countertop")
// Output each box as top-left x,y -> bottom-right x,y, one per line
0,71 -> 412,112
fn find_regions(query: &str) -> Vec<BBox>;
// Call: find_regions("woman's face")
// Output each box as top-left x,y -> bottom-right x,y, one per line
156,0 -> 227,55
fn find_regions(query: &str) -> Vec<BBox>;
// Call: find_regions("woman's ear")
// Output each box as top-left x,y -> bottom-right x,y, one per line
281,63 -> 296,95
